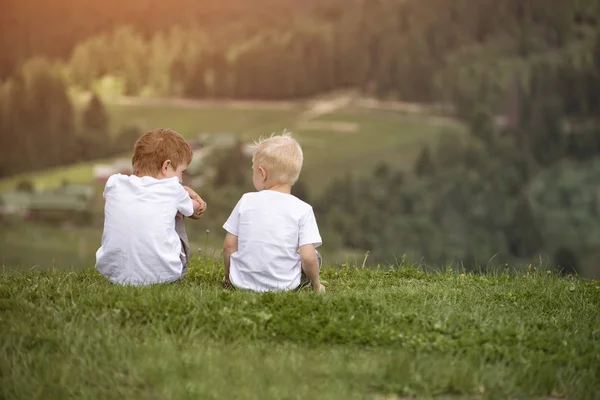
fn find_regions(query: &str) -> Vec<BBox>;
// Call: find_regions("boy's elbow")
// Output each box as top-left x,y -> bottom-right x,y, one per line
299,244 -> 317,265
223,245 -> 236,254
223,234 -> 238,254
300,253 -> 319,269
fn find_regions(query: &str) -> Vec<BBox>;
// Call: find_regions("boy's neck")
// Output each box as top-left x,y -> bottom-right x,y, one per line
134,171 -> 162,180
264,183 -> 292,194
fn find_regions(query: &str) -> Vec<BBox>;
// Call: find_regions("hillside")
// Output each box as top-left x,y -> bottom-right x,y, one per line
0,97 -> 462,192
1,260 -> 598,399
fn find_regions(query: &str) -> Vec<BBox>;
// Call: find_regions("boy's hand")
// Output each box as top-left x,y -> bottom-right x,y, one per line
313,282 -> 326,293
183,186 -> 207,219
191,199 -> 207,219
222,277 -> 232,289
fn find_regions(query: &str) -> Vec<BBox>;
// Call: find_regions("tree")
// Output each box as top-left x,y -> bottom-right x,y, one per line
469,108 -> 495,146
114,124 -> 143,152
16,180 -> 34,192
213,141 -> 251,187
292,179 -> 310,203
81,92 -> 112,160
505,198 -> 543,258
83,93 -> 109,133
414,146 -> 435,177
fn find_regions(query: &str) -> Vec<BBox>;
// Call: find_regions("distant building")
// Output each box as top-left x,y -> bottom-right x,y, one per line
0,191 -> 33,217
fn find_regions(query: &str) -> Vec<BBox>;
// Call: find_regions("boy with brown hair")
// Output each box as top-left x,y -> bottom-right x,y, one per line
96,128 -> 207,285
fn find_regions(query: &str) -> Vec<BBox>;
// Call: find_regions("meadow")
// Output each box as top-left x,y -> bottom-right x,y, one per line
0,221 -> 100,271
1,259 -> 599,399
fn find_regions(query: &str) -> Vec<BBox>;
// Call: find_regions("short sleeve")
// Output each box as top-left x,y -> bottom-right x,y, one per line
176,185 -> 194,217
103,174 -> 117,198
299,208 -> 322,248
223,196 -> 243,236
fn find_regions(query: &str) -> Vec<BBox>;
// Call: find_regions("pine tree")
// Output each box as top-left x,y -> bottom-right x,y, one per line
83,93 -> 109,133
414,146 -> 436,177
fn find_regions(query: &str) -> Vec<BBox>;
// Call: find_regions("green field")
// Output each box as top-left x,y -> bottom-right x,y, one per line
0,220 -> 228,272
1,260 -> 598,399
0,222 -> 100,270
0,100 -> 464,192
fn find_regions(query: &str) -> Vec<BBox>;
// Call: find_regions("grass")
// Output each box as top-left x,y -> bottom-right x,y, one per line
0,102 -> 464,192
0,221 -> 100,269
0,162 -> 98,191
106,103 -> 300,139
298,110 -> 461,190
0,220 -> 226,272
0,219 -> 358,273
1,259 -> 599,400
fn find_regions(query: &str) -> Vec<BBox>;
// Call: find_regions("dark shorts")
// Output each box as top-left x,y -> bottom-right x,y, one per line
175,216 -> 190,277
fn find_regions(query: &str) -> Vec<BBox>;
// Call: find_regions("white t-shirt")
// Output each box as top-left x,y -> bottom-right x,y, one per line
95,174 -> 194,285
223,190 -> 322,292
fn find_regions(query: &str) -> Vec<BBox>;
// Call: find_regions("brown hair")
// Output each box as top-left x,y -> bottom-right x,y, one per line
132,128 -> 192,176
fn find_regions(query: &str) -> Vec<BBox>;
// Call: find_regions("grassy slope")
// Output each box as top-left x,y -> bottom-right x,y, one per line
1,260 -> 598,400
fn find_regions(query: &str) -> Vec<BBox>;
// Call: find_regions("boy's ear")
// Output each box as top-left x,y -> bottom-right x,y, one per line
161,160 -> 172,173
259,166 -> 267,182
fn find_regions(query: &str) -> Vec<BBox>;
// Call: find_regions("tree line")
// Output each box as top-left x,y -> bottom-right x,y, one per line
2,0 -> 598,104
0,58 -> 139,177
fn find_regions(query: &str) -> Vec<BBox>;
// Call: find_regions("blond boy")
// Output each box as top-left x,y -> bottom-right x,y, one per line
222,132 -> 324,292
96,128 -> 207,285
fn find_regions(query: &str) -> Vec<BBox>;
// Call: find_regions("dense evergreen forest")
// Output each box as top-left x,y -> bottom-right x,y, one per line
2,0 -> 598,104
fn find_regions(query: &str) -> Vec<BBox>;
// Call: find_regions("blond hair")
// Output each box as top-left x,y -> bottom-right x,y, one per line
132,128 -> 192,175
252,131 -> 303,185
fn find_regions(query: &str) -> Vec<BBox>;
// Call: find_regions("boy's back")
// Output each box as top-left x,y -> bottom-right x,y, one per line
96,173 -> 194,285
223,190 -> 322,292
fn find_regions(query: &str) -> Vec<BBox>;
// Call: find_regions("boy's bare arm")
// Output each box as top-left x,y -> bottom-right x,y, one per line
299,244 -> 325,292
223,233 -> 238,288
182,186 -> 207,219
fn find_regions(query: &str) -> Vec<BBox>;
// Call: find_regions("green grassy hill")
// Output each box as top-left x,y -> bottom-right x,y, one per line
1,260 -> 598,399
